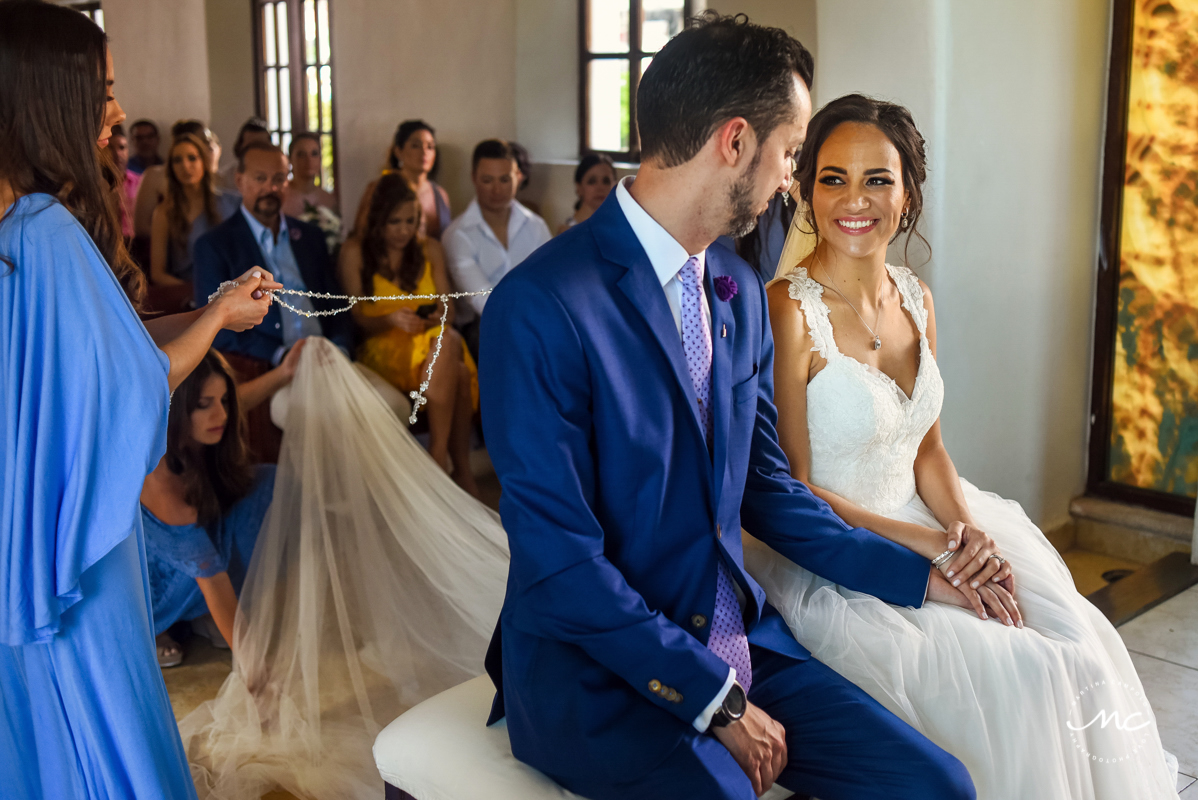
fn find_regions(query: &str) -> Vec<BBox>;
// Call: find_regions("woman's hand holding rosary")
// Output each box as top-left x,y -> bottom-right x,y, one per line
209,267 -> 283,332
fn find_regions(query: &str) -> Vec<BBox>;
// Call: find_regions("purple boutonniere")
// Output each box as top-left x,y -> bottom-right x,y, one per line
714,275 -> 738,302
289,227 -> 302,242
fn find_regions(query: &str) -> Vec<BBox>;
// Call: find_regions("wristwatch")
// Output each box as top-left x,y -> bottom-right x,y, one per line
709,681 -> 747,729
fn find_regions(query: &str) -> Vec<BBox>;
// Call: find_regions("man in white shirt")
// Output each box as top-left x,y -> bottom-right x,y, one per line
442,139 -> 551,359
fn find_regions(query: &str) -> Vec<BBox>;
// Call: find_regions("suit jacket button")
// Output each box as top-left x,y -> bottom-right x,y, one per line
716,524 -> 722,539
648,679 -> 662,693
275,322 -> 281,329
691,614 -> 707,628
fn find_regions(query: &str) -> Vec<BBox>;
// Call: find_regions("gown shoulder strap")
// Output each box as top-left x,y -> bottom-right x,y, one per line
886,264 -> 930,338
781,268 -> 840,361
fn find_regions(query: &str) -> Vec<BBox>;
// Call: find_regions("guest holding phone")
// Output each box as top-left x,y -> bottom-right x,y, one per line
339,173 -> 479,497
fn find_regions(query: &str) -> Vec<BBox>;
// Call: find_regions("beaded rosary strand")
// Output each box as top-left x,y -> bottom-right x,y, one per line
208,282 -> 493,424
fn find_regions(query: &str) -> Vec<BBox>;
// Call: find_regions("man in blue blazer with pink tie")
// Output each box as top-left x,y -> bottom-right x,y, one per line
478,14 -> 976,800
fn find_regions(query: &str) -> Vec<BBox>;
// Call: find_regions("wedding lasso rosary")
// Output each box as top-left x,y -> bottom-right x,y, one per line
209,280 -> 492,424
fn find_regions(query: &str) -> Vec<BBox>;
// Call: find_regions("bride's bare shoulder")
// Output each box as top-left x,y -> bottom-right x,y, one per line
766,276 -> 816,354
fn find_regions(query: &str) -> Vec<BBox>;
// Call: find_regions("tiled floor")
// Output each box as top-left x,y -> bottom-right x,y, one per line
1116,584 -> 1198,794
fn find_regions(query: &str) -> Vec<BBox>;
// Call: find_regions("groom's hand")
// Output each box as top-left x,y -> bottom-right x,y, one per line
712,702 -> 788,795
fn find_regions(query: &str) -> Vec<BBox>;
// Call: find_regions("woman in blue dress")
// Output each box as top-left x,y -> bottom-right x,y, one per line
142,348 -> 302,666
0,3 -> 281,797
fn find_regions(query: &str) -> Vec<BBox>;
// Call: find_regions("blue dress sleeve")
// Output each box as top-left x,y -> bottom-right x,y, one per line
0,195 -> 171,645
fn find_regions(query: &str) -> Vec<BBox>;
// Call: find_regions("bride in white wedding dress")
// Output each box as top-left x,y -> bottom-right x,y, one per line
744,94 -> 1179,799
178,337 -> 509,799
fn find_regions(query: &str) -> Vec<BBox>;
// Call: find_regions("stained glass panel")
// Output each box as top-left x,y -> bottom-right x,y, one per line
1107,0 -> 1198,499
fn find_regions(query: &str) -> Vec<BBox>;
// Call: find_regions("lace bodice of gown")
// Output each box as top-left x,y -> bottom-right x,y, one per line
782,265 -> 944,515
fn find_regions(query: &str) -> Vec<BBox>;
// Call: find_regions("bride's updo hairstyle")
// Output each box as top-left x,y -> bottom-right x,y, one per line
794,94 -> 929,263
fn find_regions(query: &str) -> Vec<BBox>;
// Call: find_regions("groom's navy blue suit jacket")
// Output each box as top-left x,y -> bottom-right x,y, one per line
478,192 -> 930,786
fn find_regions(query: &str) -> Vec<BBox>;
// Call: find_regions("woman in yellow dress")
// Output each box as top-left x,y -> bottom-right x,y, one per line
339,173 -> 479,497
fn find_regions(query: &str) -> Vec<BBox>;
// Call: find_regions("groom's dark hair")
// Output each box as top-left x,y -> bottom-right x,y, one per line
637,12 -> 813,168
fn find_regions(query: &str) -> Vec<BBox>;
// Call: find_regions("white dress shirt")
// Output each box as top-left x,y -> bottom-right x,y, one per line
442,198 -> 552,323
614,176 -> 734,733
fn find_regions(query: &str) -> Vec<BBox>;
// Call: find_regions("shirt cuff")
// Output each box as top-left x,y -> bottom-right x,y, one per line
692,667 -> 737,733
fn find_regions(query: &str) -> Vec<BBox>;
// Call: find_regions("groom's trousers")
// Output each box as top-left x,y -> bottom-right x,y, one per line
552,646 -> 975,800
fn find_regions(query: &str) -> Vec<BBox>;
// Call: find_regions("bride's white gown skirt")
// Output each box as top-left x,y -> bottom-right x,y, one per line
745,479 -> 1180,800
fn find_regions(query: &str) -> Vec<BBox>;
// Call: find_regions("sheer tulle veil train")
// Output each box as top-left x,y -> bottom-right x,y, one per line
178,338 -> 510,799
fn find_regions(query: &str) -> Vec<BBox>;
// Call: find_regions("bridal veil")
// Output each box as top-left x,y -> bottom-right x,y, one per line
179,338 -> 509,799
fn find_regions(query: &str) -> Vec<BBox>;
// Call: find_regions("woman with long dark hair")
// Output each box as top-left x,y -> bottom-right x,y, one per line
339,172 -> 479,496
142,348 -> 300,667
0,3 -> 278,796
149,132 -> 239,286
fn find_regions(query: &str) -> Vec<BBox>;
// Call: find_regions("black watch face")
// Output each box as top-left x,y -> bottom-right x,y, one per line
725,682 -> 747,717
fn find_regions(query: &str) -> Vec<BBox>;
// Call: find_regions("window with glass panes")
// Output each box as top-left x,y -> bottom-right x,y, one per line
254,0 -> 337,192
580,0 -> 692,160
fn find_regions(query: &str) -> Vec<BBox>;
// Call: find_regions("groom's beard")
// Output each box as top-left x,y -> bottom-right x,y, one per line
725,149 -> 764,239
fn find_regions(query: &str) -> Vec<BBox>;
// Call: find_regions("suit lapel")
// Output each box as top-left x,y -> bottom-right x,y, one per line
592,195 -> 707,442
706,250 -> 734,512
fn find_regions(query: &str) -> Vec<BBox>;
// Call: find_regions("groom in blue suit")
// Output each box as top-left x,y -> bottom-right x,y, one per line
479,14 -> 975,800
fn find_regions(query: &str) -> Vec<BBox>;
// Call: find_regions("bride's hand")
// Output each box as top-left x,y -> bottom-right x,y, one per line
975,581 -> 1022,628
928,568 -> 1022,627
927,567 -> 990,620
939,521 -> 1012,591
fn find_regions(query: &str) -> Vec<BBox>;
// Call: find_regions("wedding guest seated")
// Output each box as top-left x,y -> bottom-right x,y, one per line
510,140 -> 541,216
103,123 -> 135,239
127,118 -> 163,175
219,116 -> 271,191
352,120 -> 452,241
442,139 -> 551,360
149,132 -> 240,286
282,132 -> 338,218
134,119 -> 222,241
339,173 -> 479,497
556,152 -> 617,234
142,346 -> 303,667
194,141 -> 351,364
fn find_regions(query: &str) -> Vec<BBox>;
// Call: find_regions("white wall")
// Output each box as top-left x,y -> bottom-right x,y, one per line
815,0 -> 1109,528
204,0 -> 256,172
104,0 -> 212,142
333,0 -> 519,219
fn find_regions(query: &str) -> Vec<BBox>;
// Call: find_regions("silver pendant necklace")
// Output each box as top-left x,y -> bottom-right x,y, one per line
814,251 -> 884,350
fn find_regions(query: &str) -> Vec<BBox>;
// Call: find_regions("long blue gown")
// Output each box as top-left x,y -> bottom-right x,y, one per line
0,194 -> 197,798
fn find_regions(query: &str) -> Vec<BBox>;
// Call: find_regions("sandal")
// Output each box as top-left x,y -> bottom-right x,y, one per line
156,632 -> 183,668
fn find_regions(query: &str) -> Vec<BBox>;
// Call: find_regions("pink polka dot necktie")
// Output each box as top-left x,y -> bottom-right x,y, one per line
678,256 -> 752,692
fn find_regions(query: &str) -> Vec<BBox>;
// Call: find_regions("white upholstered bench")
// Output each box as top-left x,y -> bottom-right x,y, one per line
372,674 -> 795,800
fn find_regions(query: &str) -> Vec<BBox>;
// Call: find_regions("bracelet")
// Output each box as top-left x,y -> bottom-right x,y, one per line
931,549 -> 955,569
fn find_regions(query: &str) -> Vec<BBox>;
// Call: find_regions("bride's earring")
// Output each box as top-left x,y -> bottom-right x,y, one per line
900,210 -> 910,230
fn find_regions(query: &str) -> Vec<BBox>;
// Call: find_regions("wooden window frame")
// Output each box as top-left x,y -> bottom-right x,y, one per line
251,0 -> 339,192
578,0 -> 694,161
1086,0 -> 1196,518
